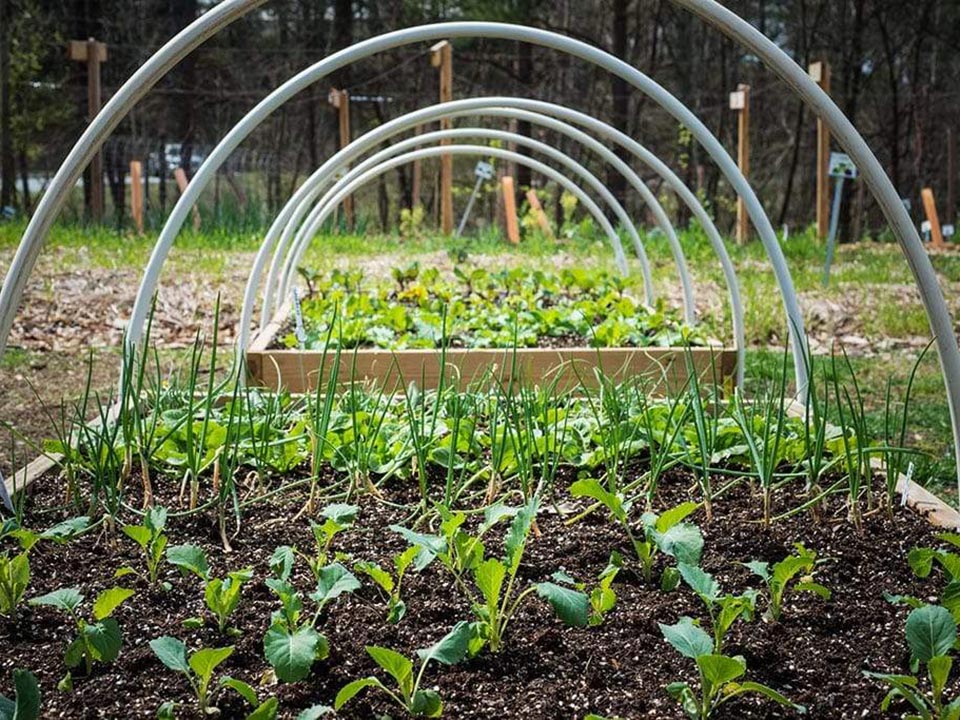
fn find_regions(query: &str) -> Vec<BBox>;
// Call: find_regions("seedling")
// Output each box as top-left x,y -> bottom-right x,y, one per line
745,544 -> 831,622
335,621 -> 472,717
355,545 -> 420,624
301,503 -> 359,580
0,551 -> 30,622
118,506 -> 169,585
864,604 -> 960,719
0,669 -> 40,720
550,552 -> 622,626
907,534 -> 960,622
166,543 -> 253,633
677,563 -> 756,653
659,617 -> 804,719
150,636 -> 275,716
28,586 -> 134,676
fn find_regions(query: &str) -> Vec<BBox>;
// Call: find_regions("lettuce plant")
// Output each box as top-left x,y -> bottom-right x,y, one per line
355,545 -> 420,624
745,544 -> 831,622
28,586 -> 134,677
864,604 -> 960,719
677,564 -> 756,654
150,636 -> 276,716
659,617 -> 804,718
335,621 -> 472,717
0,669 -> 40,720
166,543 -> 253,633
118,506 -> 168,585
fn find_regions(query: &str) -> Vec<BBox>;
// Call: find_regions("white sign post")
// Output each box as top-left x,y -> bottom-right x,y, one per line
823,152 -> 858,286
456,161 -> 495,238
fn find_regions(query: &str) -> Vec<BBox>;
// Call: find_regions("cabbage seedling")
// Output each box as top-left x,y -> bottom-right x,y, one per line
659,617 -> 804,719
0,551 -> 30,622
335,621 -> 472,717
28,586 -> 134,677
864,604 -> 960,719
166,543 -> 253,633
301,503 -> 359,580
355,545 -> 420,624
118,506 -> 168,585
550,552 -> 622,627
745,544 -> 831,622
677,563 -> 756,653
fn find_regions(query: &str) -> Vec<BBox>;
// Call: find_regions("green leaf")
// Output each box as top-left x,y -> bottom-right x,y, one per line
356,562 -> 393,593
220,676 -> 259,706
0,669 -> 41,720
166,544 -> 209,580
84,618 -> 122,663
122,525 -> 152,550
655,502 -> 699,533
929,655 -> 953,702
39,517 -> 90,543
416,621 -> 472,666
735,681 -> 806,712
189,646 -> 234,684
569,479 -> 624,521
311,563 -> 360,607
535,582 -> 590,627
504,498 -> 538,571
906,605 -> 957,663
656,523 -> 703,565
475,558 -> 506,611
697,653 -> 745,686
678,563 -> 719,602
744,560 -> 770,582
246,697 -> 279,720
269,546 -> 296,581
264,625 -> 321,683
366,646 -> 413,689
149,636 -> 189,673
334,678 -> 382,710
794,581 -> 831,600
659,617 -> 713,659
145,506 -> 168,535
320,503 -> 359,527
295,706 -> 334,720
410,689 -> 443,717
92,587 -> 134,620
28,587 -> 83,613
908,547 -> 937,578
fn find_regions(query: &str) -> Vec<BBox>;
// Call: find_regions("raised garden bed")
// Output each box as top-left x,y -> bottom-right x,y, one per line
1,366 -> 956,719
247,266 -> 736,392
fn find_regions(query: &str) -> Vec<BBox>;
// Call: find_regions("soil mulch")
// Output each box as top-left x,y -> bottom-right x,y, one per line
0,465 -> 951,719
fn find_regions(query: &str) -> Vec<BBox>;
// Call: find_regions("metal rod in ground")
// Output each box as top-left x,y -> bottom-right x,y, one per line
822,176 -> 845,286
456,175 -> 484,237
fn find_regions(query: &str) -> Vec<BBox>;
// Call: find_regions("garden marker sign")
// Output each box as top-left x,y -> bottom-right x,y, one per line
456,161 -> 495,237
3,2 -> 960,498
822,152 -> 859,287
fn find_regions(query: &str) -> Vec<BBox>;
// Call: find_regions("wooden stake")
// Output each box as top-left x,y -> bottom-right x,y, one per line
174,167 -> 201,231
68,38 -> 107,222
502,176 -> 520,244
525,189 -> 554,239
922,187 -> 945,248
809,61 -> 832,240
730,83 -> 750,244
130,160 -> 144,234
431,41 -> 453,235
328,88 -> 353,228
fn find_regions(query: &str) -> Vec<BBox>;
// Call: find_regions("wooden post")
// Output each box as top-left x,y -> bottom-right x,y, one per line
68,38 -> 107,222
174,167 -> 201,231
431,41 -> 453,235
502,176 -> 520,244
948,127 -> 957,226
729,83 -> 750,244
328,88 -> 353,228
809,61 -> 832,239
129,161 -> 144,234
525,189 -> 554,239
922,187 -> 945,248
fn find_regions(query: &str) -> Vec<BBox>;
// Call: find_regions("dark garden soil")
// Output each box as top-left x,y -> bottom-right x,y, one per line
0,465 -> 950,719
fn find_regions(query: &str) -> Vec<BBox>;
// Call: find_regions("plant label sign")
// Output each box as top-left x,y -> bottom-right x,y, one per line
729,90 -> 746,110
944,224 -> 955,239
828,152 -> 858,179
474,161 -> 494,180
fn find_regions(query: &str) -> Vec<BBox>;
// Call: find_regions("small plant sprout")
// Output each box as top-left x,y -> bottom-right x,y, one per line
118,506 -> 168,585
659,616 -> 805,719
302,503 -> 359,580
28,586 -> 134,677
355,545 -> 420,624
745,544 -> 831,622
550,552 -> 623,626
0,549 -> 30,622
335,621 -> 473,717
864,604 -> 960,719
149,636 -> 276,717
677,563 -> 757,654
166,543 -> 253,633
0,669 -> 40,720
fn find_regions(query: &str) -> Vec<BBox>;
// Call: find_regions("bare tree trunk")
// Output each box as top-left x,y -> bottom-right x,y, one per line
607,0 -> 630,207
0,0 -> 15,210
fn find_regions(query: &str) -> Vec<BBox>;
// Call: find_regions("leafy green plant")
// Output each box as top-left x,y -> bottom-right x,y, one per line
334,621 -> 472,717
166,543 -> 253,633
677,563 -> 756,653
659,616 -> 804,719
355,546 -> 420,624
301,503 -> 358,580
118,506 -> 168,585
0,551 -> 30,621
28,586 -> 134,676
149,636 -> 275,716
745,544 -> 831,622
864,604 -> 960,719
550,552 -> 622,626
0,669 -> 40,720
